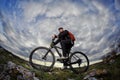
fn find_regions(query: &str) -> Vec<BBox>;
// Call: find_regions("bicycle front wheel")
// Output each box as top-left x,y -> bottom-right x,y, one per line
69,51 -> 89,74
29,47 -> 55,71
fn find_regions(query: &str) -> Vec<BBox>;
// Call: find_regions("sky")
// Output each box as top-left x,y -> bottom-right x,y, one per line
0,0 -> 120,63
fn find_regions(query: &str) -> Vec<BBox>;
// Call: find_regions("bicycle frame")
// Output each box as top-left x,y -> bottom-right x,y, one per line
53,46 -> 62,57
42,44 -> 62,60
51,46 -> 82,66
42,39 -> 81,63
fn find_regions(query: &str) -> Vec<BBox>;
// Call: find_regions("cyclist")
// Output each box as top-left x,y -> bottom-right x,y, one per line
51,27 -> 74,69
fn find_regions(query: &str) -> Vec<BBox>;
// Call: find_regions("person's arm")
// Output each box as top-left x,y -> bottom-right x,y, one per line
54,38 -> 60,45
52,34 -> 58,39
54,35 -> 60,45
54,30 -> 68,45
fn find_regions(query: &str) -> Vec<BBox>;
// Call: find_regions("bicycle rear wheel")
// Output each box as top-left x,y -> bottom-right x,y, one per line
29,47 -> 55,71
69,51 -> 89,74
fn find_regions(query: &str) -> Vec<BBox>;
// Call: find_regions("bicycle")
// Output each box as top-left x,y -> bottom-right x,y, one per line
29,39 -> 89,74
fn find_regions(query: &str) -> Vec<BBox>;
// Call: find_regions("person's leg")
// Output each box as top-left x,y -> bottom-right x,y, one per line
61,40 -> 72,57
60,41 -> 67,68
60,40 -> 73,68
60,40 -> 67,57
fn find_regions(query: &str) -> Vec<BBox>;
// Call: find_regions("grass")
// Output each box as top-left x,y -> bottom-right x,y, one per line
0,48 -> 120,80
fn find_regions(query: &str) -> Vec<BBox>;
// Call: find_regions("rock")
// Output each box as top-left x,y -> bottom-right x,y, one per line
89,69 -> 96,77
84,74 -> 90,80
3,75 -> 11,80
0,61 -> 40,80
96,69 -> 108,76
68,78 -> 75,80
84,69 -> 108,80
33,77 -> 40,80
7,61 -> 16,70
88,77 -> 98,80
84,75 -> 98,80
17,75 -> 24,80
16,65 -> 27,73
103,50 -> 117,64
109,59 -> 115,64
23,69 -> 35,80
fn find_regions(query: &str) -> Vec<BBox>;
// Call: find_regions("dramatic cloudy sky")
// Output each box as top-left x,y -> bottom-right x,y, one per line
0,0 -> 120,63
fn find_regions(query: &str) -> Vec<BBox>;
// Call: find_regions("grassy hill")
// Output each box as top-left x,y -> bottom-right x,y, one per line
0,48 -> 120,80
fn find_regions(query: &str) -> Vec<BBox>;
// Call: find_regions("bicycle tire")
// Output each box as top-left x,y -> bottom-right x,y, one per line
29,47 -> 55,71
69,51 -> 89,74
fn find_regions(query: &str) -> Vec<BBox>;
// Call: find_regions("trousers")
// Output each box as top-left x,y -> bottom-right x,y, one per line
60,39 -> 74,66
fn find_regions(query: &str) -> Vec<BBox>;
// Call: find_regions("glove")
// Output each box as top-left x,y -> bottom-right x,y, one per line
52,34 -> 57,39
50,42 -> 55,48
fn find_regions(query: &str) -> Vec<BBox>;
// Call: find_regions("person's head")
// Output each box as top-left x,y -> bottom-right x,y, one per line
58,27 -> 64,33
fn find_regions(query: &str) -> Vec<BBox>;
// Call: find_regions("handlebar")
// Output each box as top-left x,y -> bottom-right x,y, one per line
50,38 -> 62,49
52,38 -> 55,42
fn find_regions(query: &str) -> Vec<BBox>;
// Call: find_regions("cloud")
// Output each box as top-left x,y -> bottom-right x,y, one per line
115,0 -> 120,10
21,2 -> 47,22
0,0 -> 120,62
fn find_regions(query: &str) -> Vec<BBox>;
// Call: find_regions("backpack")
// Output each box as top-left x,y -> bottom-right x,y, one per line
68,31 -> 76,41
